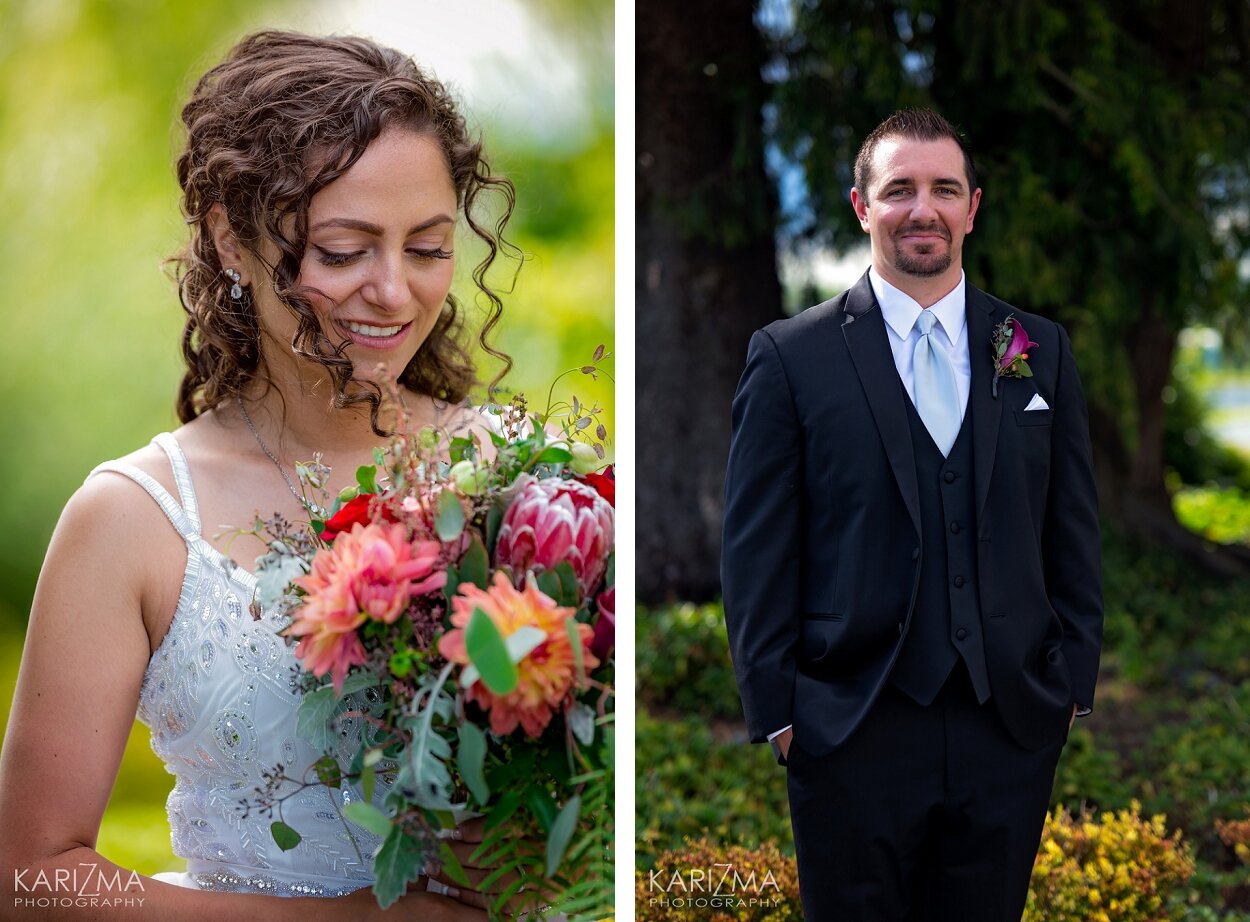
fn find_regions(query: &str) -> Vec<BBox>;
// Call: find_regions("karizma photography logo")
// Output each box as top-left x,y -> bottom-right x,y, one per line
12,863 -> 145,910
646,861 -> 784,911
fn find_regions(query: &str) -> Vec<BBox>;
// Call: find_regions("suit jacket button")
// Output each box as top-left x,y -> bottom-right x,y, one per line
950,522 -> 960,534
953,575 -> 965,588
956,628 -> 968,640
944,471 -> 956,483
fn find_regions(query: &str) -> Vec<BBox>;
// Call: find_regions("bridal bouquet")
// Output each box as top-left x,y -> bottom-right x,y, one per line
241,351 -> 614,919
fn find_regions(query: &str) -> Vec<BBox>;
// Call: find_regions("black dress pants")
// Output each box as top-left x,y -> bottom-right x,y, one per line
786,666 -> 1066,922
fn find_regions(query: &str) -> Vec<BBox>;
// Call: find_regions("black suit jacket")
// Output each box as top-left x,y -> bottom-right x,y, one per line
721,272 -> 1102,756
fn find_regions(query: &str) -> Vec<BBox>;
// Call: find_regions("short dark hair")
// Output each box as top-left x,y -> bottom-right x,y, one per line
853,108 -> 977,199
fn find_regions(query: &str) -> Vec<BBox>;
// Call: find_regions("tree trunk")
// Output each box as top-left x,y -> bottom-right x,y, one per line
636,0 -> 784,602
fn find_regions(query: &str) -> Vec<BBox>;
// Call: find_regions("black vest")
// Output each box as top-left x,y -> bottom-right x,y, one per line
889,394 -> 992,706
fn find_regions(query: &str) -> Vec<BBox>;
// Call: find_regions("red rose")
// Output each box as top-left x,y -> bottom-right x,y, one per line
320,494 -> 399,542
581,465 -> 615,508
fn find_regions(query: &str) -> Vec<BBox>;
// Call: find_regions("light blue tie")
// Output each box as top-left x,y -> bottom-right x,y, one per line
913,310 -> 960,456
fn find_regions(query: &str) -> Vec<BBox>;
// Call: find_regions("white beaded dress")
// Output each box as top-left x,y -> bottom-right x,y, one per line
90,432 -> 382,896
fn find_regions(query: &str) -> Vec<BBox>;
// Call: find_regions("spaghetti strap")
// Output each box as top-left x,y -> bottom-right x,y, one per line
87,435 -> 200,543
151,432 -> 202,534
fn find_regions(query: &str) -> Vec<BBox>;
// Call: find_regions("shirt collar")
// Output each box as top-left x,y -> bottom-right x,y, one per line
868,267 -> 967,346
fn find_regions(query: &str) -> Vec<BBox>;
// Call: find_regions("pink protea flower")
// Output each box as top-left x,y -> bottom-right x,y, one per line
495,478 -> 614,598
287,522 -> 447,690
438,572 -> 599,738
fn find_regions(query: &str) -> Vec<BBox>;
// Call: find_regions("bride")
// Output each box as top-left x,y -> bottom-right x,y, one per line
0,31 -> 520,919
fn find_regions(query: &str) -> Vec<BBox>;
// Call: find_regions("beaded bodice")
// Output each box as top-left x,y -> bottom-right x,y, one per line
90,433 -> 381,896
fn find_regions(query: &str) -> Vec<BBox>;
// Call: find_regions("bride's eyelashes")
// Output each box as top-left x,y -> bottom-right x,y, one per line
312,246 -> 454,268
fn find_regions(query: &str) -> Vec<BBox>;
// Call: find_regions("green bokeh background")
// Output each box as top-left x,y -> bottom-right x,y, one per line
0,0 -> 613,874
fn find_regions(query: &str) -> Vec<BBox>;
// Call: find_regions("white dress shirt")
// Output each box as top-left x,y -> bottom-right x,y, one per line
768,269 -> 972,748
869,267 -> 971,421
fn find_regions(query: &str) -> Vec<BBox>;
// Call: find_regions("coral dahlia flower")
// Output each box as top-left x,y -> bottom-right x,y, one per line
438,572 -> 599,738
288,522 -> 446,690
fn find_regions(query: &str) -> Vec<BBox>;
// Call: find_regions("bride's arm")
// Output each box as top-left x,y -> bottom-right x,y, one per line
0,476 -> 479,922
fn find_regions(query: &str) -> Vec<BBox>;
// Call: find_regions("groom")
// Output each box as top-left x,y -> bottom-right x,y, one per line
721,108 -> 1103,921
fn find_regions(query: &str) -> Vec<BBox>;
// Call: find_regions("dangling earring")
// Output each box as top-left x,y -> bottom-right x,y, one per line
225,268 -> 243,301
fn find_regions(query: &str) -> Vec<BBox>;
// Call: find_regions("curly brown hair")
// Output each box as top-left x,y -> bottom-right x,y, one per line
171,30 -> 516,432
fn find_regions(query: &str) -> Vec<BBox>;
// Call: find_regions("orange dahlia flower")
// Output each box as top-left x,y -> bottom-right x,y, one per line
439,572 -> 599,738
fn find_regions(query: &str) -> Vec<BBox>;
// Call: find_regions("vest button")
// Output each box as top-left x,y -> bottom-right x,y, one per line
950,522 -> 960,534
953,575 -> 965,588
944,471 -> 956,483
956,628 -> 968,640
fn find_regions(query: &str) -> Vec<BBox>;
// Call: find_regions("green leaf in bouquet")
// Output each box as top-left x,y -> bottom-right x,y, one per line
343,801 -> 392,838
463,607 -> 517,694
313,755 -> 343,789
527,785 -> 558,834
443,564 -> 462,604
270,821 -> 302,851
459,534 -> 490,590
485,504 -> 505,557
296,685 -> 338,751
449,435 -> 476,463
435,489 -> 466,541
545,795 -> 581,878
356,465 -> 378,494
605,553 -> 614,588
485,789 -> 524,832
372,826 -> 427,910
310,518 -> 326,536
437,840 -> 472,888
457,723 -> 491,805
374,446 -> 387,466
534,569 -> 561,603
534,445 -> 574,466
361,761 -> 375,804
566,616 -> 585,682
554,561 -> 579,607
567,701 -> 595,747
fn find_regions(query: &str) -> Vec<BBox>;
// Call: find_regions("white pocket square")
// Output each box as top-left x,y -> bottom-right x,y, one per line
1024,393 -> 1050,411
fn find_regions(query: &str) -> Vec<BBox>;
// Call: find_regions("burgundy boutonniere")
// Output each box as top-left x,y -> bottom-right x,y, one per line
991,314 -> 1039,398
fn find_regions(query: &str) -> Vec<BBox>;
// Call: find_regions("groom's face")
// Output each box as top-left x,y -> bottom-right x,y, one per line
852,136 -> 981,283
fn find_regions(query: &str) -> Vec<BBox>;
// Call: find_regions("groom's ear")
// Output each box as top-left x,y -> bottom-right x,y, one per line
965,187 -> 982,234
850,187 -> 871,232
206,203 -> 250,284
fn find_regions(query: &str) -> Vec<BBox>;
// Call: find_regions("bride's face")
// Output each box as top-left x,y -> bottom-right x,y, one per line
257,127 -> 459,384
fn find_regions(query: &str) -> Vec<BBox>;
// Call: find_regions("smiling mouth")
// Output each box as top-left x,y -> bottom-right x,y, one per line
344,320 -> 404,337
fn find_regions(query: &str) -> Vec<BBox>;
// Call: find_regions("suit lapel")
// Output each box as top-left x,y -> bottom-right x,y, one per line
966,286 -> 1005,528
841,273 -> 922,538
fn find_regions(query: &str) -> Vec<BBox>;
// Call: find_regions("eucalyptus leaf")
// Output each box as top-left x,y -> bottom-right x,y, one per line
567,701 -> 596,747
254,554 -> 306,609
313,755 -> 342,789
343,801 -> 392,837
435,489 -> 466,541
338,672 -> 380,698
457,723 -> 491,805
464,607 -> 517,694
545,795 -> 581,877
372,827 -> 426,909
296,686 -> 338,751
362,762 -> 376,804
270,821 -> 301,851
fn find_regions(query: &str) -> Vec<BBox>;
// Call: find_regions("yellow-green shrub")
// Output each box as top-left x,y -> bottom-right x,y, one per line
635,838 -> 801,922
1026,802 -> 1195,922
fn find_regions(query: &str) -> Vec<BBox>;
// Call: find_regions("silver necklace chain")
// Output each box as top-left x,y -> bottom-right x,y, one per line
237,397 -> 304,505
